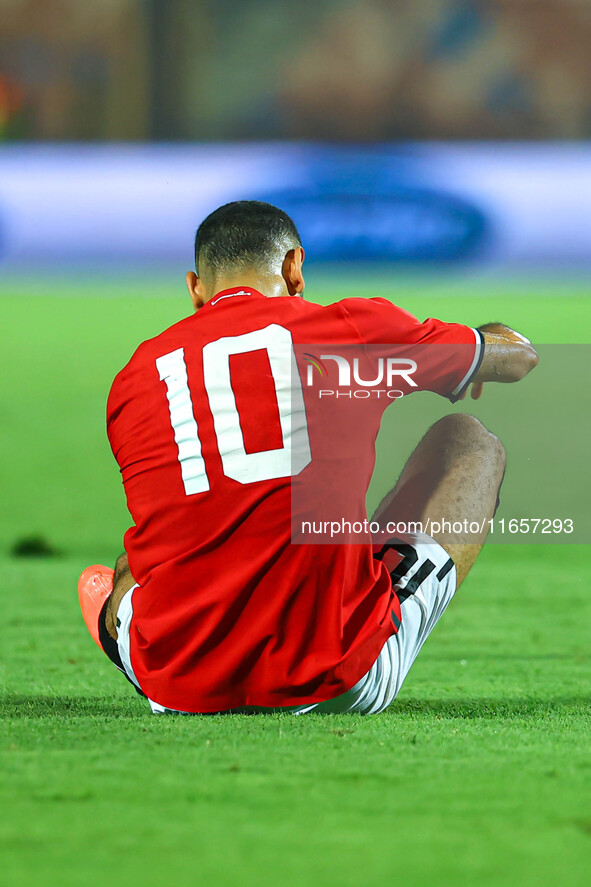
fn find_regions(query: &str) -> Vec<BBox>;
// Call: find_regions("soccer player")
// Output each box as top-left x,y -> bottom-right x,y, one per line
78,201 -> 538,715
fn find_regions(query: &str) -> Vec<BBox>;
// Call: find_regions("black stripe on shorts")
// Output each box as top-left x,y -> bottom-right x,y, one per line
436,558 -> 454,581
97,596 -> 146,697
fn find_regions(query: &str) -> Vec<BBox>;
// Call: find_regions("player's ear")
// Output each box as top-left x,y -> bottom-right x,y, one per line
185,271 -> 207,311
283,247 -> 305,296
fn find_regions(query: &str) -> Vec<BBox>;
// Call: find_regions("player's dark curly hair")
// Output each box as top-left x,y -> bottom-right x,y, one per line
194,201 -> 301,277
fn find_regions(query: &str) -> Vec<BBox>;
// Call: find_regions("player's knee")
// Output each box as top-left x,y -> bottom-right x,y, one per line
485,427 -> 506,473
465,415 -> 506,478
431,414 -> 505,470
468,416 -> 505,473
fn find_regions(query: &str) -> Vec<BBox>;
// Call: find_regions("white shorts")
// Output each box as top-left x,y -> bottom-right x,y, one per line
116,533 -> 457,716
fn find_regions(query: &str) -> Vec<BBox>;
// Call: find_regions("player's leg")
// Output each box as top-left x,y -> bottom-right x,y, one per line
104,552 -> 137,640
300,415 -> 505,715
373,413 -> 506,586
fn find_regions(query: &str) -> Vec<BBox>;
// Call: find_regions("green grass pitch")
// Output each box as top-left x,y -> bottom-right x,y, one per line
1,269 -> 590,887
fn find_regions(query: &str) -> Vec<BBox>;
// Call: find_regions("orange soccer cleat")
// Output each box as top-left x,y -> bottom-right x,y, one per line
78,564 -> 114,648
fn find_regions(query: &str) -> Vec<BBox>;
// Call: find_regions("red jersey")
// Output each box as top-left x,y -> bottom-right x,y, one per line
107,289 -> 482,712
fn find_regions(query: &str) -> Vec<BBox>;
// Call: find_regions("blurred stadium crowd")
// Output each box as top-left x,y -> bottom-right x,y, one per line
1,0 -> 590,141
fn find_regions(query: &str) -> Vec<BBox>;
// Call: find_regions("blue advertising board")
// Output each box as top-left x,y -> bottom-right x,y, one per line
0,144 -> 589,266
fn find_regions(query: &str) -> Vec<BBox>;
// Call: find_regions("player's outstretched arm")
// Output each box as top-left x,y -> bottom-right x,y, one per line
461,323 -> 538,400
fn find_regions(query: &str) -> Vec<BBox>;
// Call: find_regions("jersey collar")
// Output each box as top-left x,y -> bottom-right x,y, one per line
209,287 -> 265,307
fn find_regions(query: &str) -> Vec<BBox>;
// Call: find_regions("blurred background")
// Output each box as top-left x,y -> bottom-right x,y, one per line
2,0 -> 591,142
0,0 -> 590,273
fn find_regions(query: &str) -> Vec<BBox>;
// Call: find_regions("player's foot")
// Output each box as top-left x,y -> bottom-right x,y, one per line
78,565 -> 114,648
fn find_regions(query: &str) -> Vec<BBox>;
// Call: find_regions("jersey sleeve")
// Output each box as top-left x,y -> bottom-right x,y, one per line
339,297 -> 484,401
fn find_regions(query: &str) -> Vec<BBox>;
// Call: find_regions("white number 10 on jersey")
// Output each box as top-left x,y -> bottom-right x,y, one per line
155,324 -> 311,495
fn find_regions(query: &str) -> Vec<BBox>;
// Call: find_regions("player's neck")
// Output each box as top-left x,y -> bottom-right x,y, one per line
207,273 -> 291,302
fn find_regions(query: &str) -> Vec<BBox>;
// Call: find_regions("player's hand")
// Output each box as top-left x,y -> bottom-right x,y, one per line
462,327 -> 530,399
458,381 -> 484,401
472,323 -> 538,388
